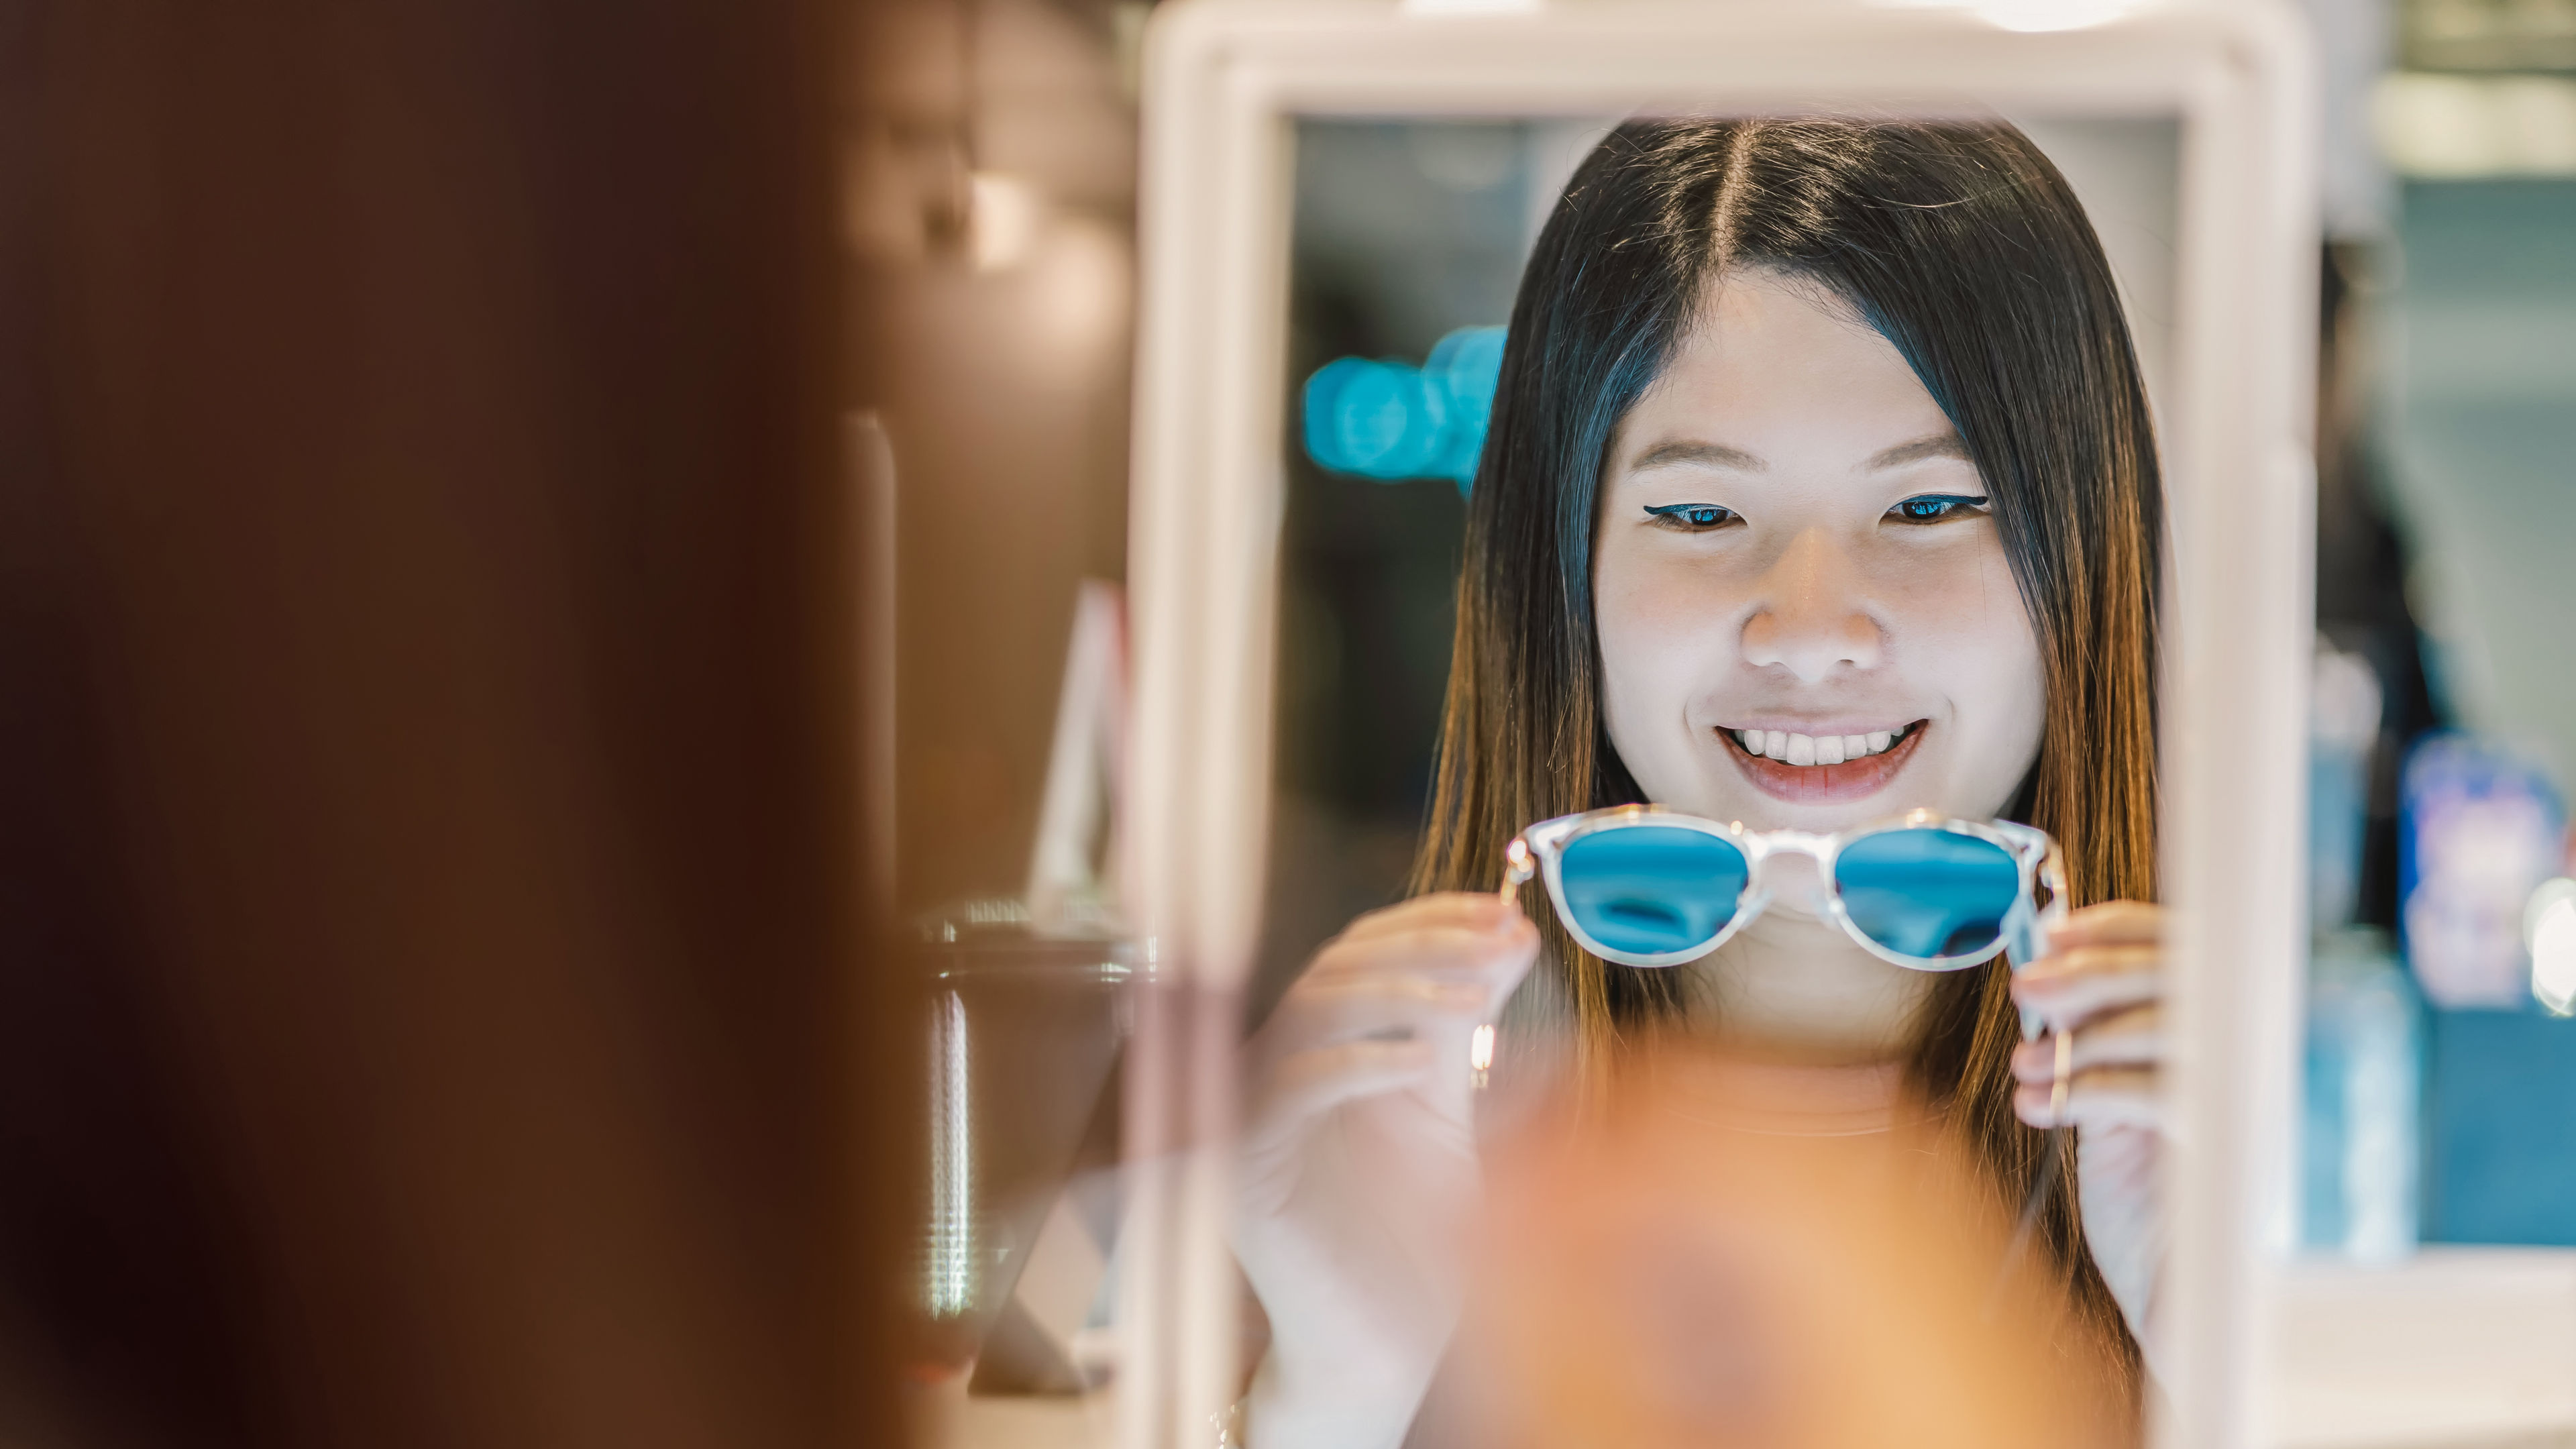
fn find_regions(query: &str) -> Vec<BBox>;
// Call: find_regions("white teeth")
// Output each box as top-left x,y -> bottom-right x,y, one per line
1733,724 -> 1911,763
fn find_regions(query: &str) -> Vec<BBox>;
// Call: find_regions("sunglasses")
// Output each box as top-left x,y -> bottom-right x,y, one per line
1497,805 -> 2077,1281
1499,806 -> 2068,974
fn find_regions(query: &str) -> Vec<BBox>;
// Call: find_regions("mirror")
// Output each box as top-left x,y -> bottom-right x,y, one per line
1246,112 -> 2190,1448
1117,3 -> 2315,1448
1249,117 -> 2194,1448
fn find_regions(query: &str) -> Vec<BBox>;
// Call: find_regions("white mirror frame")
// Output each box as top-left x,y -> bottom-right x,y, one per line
1122,3 -> 2317,1445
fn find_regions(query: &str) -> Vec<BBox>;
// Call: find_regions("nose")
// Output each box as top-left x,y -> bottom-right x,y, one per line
1739,527 -> 1882,682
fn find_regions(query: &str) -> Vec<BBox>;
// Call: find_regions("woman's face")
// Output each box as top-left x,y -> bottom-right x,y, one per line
1595,269 -> 2045,836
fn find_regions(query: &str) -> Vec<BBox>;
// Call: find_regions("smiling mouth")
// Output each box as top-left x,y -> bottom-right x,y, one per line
1719,720 -> 1927,804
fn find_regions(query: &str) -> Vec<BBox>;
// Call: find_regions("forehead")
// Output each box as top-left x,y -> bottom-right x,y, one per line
1616,270 -> 1953,466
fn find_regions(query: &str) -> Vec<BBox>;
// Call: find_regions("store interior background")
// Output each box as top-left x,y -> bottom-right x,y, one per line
859,0 -> 2576,1255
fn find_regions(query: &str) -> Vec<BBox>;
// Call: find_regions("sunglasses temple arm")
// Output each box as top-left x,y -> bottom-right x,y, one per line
1462,840 -> 1540,1093
1992,853 -> 2076,1301
2002,843 -> 2073,1041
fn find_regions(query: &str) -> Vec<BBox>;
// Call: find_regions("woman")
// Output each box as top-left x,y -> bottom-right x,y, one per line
1239,118 -> 2168,1446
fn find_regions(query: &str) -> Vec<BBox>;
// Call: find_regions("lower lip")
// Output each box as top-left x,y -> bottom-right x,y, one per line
1723,724 -> 1926,804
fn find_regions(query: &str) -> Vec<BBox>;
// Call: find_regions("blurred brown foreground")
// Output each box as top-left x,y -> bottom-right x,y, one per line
0,1 -> 897,1446
1438,1046 -> 2134,1449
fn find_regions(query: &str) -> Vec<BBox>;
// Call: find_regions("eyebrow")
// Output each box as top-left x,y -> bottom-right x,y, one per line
1866,432 -> 1972,470
1628,439 -> 1766,472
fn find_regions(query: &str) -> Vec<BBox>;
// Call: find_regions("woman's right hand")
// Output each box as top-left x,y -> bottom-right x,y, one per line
1236,891 -> 1540,1449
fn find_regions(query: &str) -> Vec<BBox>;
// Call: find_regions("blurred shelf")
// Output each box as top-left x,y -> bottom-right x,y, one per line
2377,72 -> 2576,178
2273,1246 -> 2576,1449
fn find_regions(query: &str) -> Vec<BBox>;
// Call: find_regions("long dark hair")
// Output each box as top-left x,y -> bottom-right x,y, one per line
1411,117 -> 2161,1389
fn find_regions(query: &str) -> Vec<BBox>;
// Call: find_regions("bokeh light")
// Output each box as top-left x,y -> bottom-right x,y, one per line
2525,877 -> 2576,1016
1301,324 -> 1505,491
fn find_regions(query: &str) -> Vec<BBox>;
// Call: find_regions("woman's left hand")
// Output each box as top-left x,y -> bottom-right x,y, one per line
2007,900 -> 2165,1347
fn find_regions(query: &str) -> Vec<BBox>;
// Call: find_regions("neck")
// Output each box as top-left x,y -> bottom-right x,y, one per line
1675,906 -> 1937,1067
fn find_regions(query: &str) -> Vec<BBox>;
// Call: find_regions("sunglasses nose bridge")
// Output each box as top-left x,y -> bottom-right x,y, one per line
1750,832 -> 1836,888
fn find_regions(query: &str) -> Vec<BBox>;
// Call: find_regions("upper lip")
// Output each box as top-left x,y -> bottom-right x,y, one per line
1716,718 -> 1921,736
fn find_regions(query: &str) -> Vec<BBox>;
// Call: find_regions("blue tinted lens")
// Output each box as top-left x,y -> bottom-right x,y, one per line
1833,828 -> 2021,961
1556,826 -> 1750,959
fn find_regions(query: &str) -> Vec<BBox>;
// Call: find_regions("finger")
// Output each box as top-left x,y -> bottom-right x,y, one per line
1256,976 -> 1492,1058
1309,918 -> 1540,1012
1244,1038 -> 1440,1148
2045,900 -> 2161,951
2012,953 -> 2158,1028
2012,1065 -> 2160,1131
2020,945 -> 2159,980
1311,921 -> 1535,980
1336,892 -> 1523,947
2010,1006 -> 2161,1083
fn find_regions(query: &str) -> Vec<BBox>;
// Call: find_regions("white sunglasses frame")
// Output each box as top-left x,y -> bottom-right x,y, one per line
1499,804 -> 2070,973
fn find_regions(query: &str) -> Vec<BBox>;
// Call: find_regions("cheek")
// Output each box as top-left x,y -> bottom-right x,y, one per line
1906,545 -> 2047,783
1594,542 -> 1742,724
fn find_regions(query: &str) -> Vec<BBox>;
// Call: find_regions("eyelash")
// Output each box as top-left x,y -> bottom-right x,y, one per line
1643,503 -> 1738,531
1641,495 -> 1990,531
1888,494 -> 1990,524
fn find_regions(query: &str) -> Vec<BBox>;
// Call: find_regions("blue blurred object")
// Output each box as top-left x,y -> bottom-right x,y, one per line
2392,733 -> 2576,1244
2426,1009 -> 2576,1244
2303,928 -> 2422,1260
2310,645 -> 2384,932
1301,325 -> 1505,492
2400,733 -> 2565,1010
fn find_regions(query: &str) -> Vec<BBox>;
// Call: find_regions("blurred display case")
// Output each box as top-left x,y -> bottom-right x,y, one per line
908,906 -> 1136,1399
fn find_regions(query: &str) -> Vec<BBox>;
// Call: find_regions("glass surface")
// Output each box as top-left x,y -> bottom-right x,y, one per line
1557,826 -> 1750,956
1228,101 -> 2206,1449
1833,828 -> 2021,961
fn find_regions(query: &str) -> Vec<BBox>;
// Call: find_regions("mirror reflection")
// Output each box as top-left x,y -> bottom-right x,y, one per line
1247,114 -> 2174,1446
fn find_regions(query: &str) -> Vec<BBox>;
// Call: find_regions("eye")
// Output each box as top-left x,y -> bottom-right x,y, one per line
1887,493 -> 1990,524
1644,503 -> 1740,532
